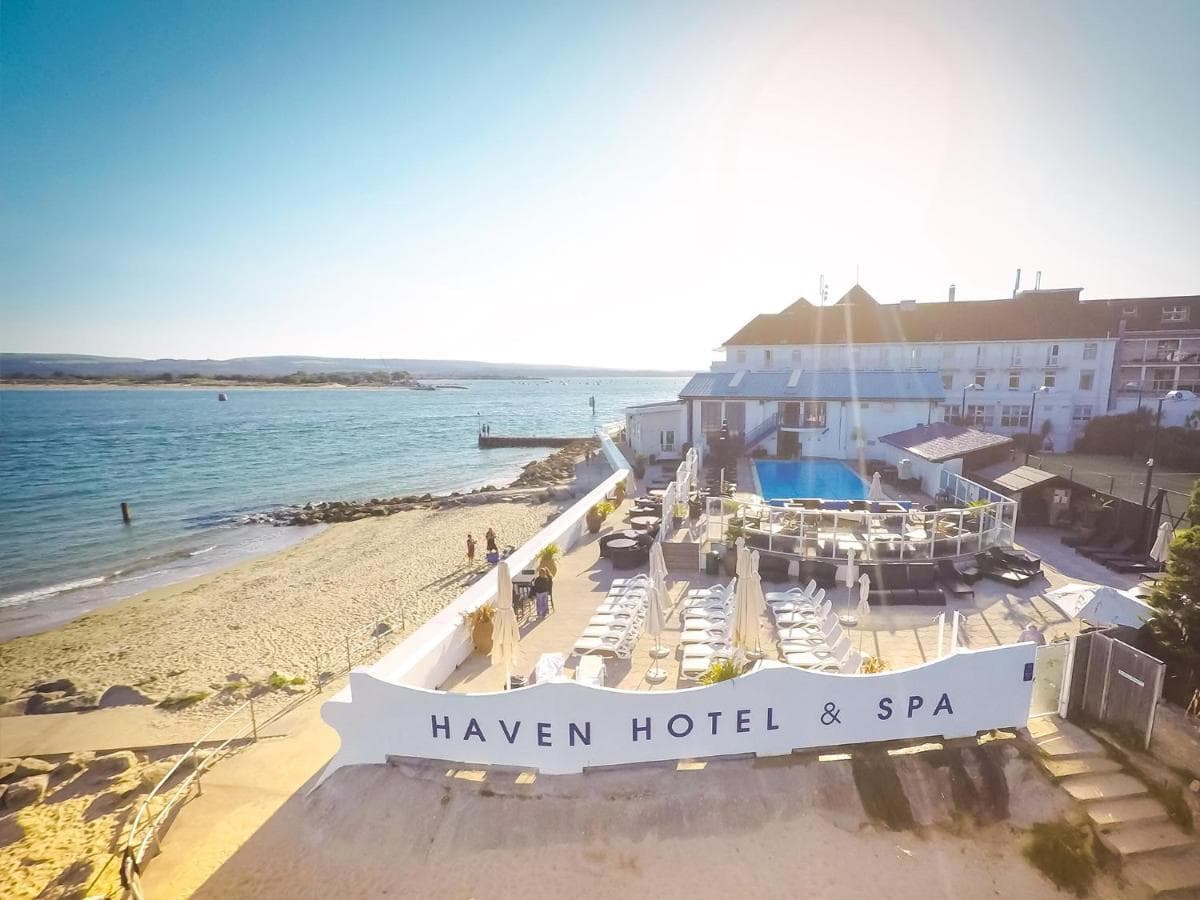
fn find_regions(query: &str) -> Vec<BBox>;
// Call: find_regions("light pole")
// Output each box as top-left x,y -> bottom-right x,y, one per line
1124,382 -> 1146,459
1141,395 -> 1171,508
960,382 -> 983,424
1025,386 -> 1051,465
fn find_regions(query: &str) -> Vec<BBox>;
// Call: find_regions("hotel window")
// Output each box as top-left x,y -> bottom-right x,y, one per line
1008,372 -> 1021,390
965,404 -> 993,427
941,373 -> 953,390
973,371 -> 986,388
1079,370 -> 1095,391
1000,405 -> 1031,428
791,348 -> 802,363
763,349 -> 773,369
1082,342 -> 1098,361
1151,368 -> 1175,391
802,401 -> 827,428
1072,406 -> 1093,424
1156,339 -> 1181,361
941,345 -> 956,363
700,401 -> 723,434
1163,305 -> 1190,323
975,345 -> 986,366
1046,344 -> 1060,366
735,349 -> 746,364
660,430 -> 675,450
1010,345 -> 1024,366
910,346 -> 922,366
1043,371 -> 1056,389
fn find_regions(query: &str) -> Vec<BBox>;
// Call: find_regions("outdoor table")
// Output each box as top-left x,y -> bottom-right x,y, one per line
629,515 -> 661,530
606,538 -> 638,553
611,529 -> 643,542
647,488 -> 666,498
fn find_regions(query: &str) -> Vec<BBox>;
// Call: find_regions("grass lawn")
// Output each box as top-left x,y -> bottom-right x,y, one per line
1027,452 -> 1199,509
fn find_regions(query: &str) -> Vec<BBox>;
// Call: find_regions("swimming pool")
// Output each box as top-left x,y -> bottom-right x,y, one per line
754,459 -> 868,501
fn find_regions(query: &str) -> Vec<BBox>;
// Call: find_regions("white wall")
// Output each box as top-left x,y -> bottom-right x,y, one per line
625,404 -> 686,458
875,444 -> 960,495
319,644 -> 1036,780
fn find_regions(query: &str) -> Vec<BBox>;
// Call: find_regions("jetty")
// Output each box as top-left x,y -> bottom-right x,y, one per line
477,435 -> 590,449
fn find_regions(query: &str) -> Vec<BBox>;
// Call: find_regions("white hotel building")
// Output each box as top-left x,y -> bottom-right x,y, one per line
705,285 -> 1121,453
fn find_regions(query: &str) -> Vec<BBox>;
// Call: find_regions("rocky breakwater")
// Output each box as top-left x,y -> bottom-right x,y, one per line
256,439 -> 600,527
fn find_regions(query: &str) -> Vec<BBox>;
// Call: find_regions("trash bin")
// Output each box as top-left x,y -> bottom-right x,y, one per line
705,551 -> 720,576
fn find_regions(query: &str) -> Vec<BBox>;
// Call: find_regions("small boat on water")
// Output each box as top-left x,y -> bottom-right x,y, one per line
218,393 -> 228,401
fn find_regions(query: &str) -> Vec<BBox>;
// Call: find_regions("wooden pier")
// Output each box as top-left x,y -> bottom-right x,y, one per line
478,435 -> 590,449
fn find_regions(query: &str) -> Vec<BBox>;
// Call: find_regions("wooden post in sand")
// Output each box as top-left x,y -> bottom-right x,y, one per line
121,501 -> 132,524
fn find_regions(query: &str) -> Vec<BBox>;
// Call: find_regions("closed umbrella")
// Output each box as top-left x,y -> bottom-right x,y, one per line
867,472 -> 885,502
856,573 -> 871,650
648,542 -> 670,660
733,550 -> 767,658
491,562 -> 520,689
1150,521 -> 1175,564
839,548 -> 859,625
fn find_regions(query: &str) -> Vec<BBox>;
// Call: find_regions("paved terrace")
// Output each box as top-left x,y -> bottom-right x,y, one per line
442,500 -> 1143,693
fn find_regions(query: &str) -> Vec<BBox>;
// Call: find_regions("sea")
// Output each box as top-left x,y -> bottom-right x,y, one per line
0,377 -> 686,639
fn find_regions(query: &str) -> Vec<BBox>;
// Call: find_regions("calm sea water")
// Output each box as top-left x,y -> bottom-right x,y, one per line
0,378 -> 684,637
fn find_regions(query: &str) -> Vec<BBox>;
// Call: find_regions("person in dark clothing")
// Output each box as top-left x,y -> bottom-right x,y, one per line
466,534 -> 476,564
485,528 -> 498,554
532,567 -> 553,619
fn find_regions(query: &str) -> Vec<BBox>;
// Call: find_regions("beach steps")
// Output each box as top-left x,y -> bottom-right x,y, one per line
1029,716 -> 1200,898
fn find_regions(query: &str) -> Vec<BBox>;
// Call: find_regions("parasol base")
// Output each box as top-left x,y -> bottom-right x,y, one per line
838,614 -> 859,627
746,648 -> 767,660
649,645 -> 670,659
644,667 -> 668,684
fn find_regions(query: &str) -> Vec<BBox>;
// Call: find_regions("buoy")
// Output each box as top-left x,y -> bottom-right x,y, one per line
218,393 -> 228,401
121,502 -> 132,524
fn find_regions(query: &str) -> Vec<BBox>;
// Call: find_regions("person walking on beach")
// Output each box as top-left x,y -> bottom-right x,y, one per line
532,567 -> 553,619
485,528 -> 497,554
466,534 -> 476,565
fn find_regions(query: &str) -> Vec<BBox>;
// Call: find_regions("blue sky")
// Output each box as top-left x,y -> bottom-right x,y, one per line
2,0 -> 1198,369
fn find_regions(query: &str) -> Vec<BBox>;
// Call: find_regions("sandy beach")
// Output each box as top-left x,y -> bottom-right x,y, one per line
0,476 -> 596,717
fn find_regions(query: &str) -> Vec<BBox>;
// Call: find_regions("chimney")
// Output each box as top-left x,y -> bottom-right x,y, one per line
1013,268 -> 1022,298
1035,270 -> 1042,290
948,283 -> 956,302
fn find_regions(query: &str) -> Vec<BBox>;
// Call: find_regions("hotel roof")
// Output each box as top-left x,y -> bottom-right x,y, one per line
879,422 -> 1012,462
973,461 -> 1063,493
679,369 -> 945,402
725,285 -> 1123,346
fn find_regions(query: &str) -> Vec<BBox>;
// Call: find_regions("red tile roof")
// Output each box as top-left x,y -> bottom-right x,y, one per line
724,288 -> 1127,346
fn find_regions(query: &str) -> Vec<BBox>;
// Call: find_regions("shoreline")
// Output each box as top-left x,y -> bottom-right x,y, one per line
0,445 -> 609,713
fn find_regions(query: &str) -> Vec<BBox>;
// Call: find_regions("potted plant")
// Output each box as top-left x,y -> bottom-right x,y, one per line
698,657 -> 744,685
462,604 -> 496,653
722,523 -> 745,574
536,543 -> 561,577
963,498 -> 989,530
613,478 -> 627,504
586,500 -> 614,534
634,454 -> 647,479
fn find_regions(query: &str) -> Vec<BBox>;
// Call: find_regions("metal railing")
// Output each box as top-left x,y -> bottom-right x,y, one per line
85,605 -> 412,899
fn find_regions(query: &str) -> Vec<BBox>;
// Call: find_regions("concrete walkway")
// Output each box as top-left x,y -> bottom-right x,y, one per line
1030,716 -> 1200,898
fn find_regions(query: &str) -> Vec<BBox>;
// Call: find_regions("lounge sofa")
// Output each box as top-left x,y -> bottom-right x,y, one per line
858,563 -> 945,606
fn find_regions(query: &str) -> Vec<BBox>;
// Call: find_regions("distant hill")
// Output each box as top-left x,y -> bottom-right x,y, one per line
0,354 -> 691,379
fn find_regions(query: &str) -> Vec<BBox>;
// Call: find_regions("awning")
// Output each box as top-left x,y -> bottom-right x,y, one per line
1044,583 -> 1155,628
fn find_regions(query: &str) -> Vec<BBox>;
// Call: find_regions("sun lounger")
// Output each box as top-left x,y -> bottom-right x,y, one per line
1104,556 -> 1163,574
936,559 -> 975,599
1078,536 -> 1135,560
974,553 -> 1035,586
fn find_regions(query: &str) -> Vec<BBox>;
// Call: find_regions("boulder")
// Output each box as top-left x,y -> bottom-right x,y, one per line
98,685 -> 154,708
38,695 -> 97,714
88,751 -> 136,779
23,692 -> 66,714
2,774 -> 49,810
3,758 -> 54,783
51,751 -> 96,784
31,678 -> 77,695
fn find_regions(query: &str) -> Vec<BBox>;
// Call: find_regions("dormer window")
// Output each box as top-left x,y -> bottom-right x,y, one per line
1163,305 -> 1190,323
735,349 -> 747,363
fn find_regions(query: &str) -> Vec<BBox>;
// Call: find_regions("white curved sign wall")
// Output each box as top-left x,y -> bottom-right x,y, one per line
320,644 -> 1035,779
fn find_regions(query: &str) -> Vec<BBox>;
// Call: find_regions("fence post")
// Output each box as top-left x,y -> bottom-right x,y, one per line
1109,475 -> 1115,495
249,696 -> 258,741
1068,466 -> 1074,483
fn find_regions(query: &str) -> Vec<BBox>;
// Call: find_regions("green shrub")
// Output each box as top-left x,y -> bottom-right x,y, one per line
1023,820 -> 1096,896
266,672 -> 307,690
698,658 -> 743,685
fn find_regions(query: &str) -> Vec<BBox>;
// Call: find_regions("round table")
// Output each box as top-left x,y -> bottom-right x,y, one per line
647,489 -> 666,499
606,538 -> 638,553
611,529 -> 643,542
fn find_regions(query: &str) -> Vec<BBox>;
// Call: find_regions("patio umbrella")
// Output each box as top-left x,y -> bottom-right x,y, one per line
856,573 -> 871,650
839,548 -> 859,625
867,472 -> 885,502
646,543 -> 670,670
732,550 -> 767,658
1150,521 -> 1175,564
1044,583 -> 1155,629
491,562 -> 520,689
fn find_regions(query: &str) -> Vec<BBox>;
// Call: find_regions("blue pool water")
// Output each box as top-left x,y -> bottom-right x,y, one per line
755,459 -> 868,501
